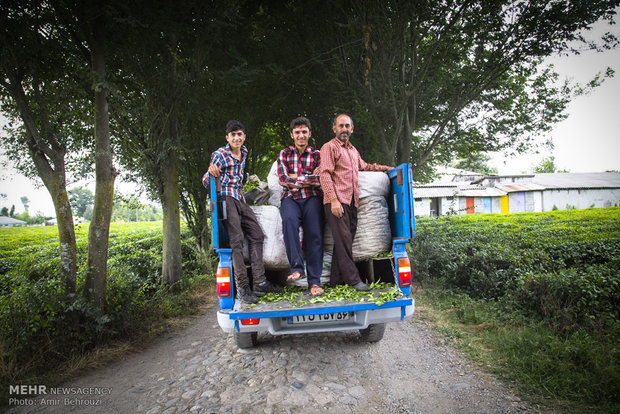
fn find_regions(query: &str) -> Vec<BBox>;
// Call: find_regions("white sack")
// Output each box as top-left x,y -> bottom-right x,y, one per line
267,161 -> 283,207
243,205 -> 289,270
322,195 -> 392,270
358,171 -> 390,199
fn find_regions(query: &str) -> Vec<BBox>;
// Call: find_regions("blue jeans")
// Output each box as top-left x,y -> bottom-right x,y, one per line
280,196 -> 324,286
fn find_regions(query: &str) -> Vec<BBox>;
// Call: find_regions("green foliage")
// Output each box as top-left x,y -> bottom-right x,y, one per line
451,152 -> 498,174
68,187 -> 94,217
411,208 -> 619,303
251,282 -> 403,309
420,287 -> 619,411
412,209 -> 620,410
0,222 -> 211,396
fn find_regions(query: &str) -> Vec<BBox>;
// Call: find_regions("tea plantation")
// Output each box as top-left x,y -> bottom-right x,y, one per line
0,222 -> 211,401
411,207 -> 619,412
1,208 -> 618,412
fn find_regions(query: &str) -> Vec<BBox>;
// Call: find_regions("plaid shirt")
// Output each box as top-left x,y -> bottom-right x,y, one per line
320,137 -> 389,207
202,144 -> 247,202
277,145 -> 322,200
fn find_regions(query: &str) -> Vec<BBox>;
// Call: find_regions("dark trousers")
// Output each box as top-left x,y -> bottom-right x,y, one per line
324,200 -> 362,287
221,196 -> 265,289
280,196 -> 324,286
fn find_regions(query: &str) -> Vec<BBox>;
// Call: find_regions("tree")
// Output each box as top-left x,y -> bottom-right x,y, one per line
111,0 -> 272,281
452,152 -> 498,174
34,0 -> 118,309
110,0 -> 197,288
533,155 -> 570,173
20,196 -> 30,212
68,187 -> 94,217
0,0 -> 90,293
62,0 -> 117,309
302,1 -> 618,181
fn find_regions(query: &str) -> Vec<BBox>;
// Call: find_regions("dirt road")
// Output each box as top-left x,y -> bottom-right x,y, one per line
5,302 -> 549,414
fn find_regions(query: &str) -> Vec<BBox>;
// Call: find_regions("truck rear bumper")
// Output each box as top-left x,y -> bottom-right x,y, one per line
217,299 -> 415,335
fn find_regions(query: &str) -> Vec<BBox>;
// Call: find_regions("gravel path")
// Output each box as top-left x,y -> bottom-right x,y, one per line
5,303 -> 550,414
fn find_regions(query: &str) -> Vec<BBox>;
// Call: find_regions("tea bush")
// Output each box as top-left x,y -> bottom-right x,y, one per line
410,208 -> 620,409
411,208 -> 620,330
0,222 -> 211,394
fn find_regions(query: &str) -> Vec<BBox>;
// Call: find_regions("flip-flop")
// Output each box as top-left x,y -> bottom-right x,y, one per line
287,271 -> 303,281
310,284 -> 324,296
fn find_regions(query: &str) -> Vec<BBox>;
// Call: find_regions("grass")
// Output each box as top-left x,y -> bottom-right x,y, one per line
416,286 -> 620,414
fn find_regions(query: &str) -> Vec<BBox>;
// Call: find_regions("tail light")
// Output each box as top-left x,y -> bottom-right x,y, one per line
241,318 -> 260,325
397,257 -> 412,287
216,266 -> 232,298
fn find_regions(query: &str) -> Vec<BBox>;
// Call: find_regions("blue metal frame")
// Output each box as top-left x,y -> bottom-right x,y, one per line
387,164 -> 416,240
227,297 -> 413,320
209,177 -> 221,250
210,177 -> 235,310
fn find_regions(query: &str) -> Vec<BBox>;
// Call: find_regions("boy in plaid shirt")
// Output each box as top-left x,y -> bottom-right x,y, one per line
277,117 -> 325,296
205,120 -> 281,304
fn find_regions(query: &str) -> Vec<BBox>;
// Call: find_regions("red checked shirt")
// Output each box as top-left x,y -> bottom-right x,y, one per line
277,145 -> 322,200
320,137 -> 389,208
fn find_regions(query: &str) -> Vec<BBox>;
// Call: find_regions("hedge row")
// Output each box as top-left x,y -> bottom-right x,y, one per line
0,222 -> 208,390
410,208 -> 620,333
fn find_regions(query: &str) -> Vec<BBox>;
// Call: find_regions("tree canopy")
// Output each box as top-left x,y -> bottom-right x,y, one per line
1,0 -> 618,292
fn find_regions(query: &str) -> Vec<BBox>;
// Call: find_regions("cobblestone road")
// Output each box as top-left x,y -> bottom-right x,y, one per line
5,303 -> 548,414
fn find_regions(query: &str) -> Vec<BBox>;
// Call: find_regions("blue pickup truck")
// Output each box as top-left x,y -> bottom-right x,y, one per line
209,163 -> 416,348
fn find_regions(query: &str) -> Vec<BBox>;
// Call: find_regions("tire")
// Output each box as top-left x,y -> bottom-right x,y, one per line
235,331 -> 258,348
359,323 -> 386,343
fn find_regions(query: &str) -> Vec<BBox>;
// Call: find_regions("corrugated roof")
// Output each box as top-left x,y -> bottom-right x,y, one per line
0,216 -> 26,225
413,186 -> 460,198
457,187 -> 507,197
413,172 -> 620,198
495,183 -> 546,193
532,172 -> 620,190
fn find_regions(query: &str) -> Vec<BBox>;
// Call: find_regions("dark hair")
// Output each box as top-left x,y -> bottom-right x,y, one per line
332,113 -> 354,127
290,116 -> 311,132
226,120 -> 246,135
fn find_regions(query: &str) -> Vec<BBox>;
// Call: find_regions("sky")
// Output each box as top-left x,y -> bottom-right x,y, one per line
1,13 -> 619,217
489,14 -> 620,174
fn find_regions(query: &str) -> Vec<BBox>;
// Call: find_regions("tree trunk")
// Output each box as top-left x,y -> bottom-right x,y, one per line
161,150 -> 182,289
31,149 -> 77,293
180,189 -> 213,273
5,75 -> 79,293
84,7 -> 115,310
50,182 -> 78,293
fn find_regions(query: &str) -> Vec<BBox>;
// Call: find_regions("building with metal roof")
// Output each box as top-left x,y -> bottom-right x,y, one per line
0,216 -> 26,227
413,171 -> 620,216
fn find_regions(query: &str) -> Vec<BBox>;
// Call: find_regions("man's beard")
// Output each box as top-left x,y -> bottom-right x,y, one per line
338,132 -> 350,142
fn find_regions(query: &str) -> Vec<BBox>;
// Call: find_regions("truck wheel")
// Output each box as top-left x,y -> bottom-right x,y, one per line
235,331 -> 258,348
359,323 -> 386,342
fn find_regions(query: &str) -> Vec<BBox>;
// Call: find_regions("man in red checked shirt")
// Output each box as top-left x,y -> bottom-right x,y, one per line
320,114 -> 393,291
277,117 -> 325,296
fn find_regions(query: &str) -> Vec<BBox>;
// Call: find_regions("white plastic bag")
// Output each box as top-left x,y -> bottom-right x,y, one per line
359,171 -> 390,199
322,195 -> 392,265
243,205 -> 289,269
267,161 -> 283,207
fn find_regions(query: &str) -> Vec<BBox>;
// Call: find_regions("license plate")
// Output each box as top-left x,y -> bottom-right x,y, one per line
288,312 -> 351,324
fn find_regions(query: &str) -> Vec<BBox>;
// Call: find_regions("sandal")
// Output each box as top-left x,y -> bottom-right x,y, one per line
287,271 -> 303,281
310,284 -> 324,296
